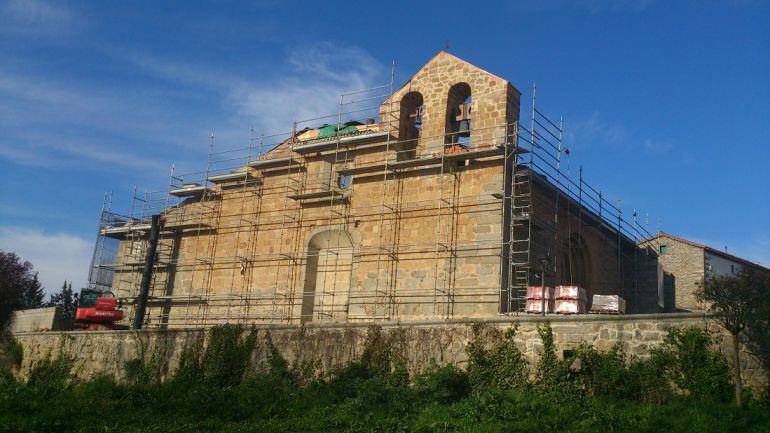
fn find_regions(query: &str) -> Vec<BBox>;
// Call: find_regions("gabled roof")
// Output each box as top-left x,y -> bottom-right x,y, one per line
261,51 -> 516,159
385,51 -> 518,105
643,232 -> 769,271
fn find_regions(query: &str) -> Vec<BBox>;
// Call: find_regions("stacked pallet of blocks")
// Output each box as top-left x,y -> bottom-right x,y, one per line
554,286 -> 587,314
525,286 -> 554,314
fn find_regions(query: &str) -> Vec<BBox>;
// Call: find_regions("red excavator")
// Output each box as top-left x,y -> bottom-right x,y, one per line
74,289 -> 127,330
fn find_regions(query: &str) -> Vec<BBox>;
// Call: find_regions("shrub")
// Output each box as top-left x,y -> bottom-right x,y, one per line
625,354 -> 672,404
413,361 -> 469,403
201,325 -> 258,386
657,326 -> 732,402
124,355 -> 161,386
535,324 -> 568,388
264,332 -> 293,383
7,338 -> 23,367
172,325 -> 258,387
26,355 -> 73,389
359,326 -> 399,377
173,332 -> 205,383
569,342 -> 630,399
466,325 -> 528,391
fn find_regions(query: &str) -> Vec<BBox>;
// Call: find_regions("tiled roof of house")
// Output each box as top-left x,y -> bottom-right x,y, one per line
643,232 -> 769,271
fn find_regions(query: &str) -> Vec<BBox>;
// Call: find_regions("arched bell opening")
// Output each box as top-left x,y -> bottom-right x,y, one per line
445,82 -> 472,147
397,91 -> 423,161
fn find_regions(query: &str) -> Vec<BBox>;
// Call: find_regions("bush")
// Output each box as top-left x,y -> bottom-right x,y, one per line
0,324 -> 766,432
413,361 -> 469,403
656,326 -> 733,402
172,325 -> 258,387
7,338 -> 23,367
26,355 -> 73,389
569,342 -> 630,398
466,325 -> 528,391
124,355 -> 161,386
535,324 -> 571,388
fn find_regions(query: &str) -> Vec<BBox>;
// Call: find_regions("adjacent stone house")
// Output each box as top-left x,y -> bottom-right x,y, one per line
641,232 -> 769,311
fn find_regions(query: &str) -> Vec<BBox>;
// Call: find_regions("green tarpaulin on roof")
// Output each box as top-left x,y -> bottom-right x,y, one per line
317,122 -> 360,138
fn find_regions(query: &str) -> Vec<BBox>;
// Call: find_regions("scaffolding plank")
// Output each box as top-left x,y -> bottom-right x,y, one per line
336,163 -> 389,176
387,155 -> 443,170
247,156 -> 294,169
100,224 -> 152,238
293,131 -> 391,154
208,171 -> 260,184
288,189 -> 350,201
169,185 -> 208,197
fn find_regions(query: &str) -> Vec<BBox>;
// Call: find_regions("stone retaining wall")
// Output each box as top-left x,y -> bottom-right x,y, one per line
8,313 -> 767,391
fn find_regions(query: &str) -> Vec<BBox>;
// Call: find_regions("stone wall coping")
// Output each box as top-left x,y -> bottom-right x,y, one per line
12,312 -> 711,337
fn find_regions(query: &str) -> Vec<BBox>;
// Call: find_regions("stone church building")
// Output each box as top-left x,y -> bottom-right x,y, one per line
99,52 -> 661,328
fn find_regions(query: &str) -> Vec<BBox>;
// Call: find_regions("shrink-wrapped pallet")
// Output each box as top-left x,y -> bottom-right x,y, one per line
525,299 -> 554,314
589,295 -> 626,314
554,299 -> 587,314
554,285 -> 587,302
526,286 -> 554,300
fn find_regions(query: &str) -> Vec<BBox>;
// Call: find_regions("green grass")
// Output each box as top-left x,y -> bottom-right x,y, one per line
0,367 -> 767,433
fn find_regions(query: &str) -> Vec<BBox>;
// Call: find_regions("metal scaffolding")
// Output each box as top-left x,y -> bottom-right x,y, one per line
87,67 -> 663,328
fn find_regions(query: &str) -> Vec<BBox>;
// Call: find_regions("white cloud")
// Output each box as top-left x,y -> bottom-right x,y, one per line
127,42 -> 386,136
643,138 -> 673,154
567,112 -> 673,156
0,69 -> 194,173
0,0 -> 76,38
0,226 -> 92,295
567,112 -> 628,147
235,44 -> 383,135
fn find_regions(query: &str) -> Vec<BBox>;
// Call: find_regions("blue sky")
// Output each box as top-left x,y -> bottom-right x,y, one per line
1,0 -> 768,293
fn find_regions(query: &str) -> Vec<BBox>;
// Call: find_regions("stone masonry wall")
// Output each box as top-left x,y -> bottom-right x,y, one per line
652,237 -> 706,311
9,314 -> 766,392
110,51 -> 521,327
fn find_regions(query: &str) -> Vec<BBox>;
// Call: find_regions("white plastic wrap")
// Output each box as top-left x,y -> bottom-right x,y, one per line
589,295 -> 626,314
554,299 -> 587,314
554,285 -> 587,302
526,286 -> 554,300
525,299 -> 554,314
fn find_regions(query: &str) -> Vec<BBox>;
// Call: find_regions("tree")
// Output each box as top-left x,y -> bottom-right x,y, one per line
48,281 -> 79,322
0,250 -> 40,331
697,268 -> 770,407
20,273 -> 46,310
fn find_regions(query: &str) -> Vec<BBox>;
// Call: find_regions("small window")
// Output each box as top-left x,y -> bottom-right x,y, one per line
659,245 -> 668,254
731,264 -> 735,274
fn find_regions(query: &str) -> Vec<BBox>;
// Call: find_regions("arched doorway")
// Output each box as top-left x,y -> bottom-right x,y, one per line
301,229 -> 355,323
560,235 -> 591,293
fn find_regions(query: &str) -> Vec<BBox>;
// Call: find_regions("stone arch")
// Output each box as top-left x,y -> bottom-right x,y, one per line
560,235 -> 592,294
301,228 -> 356,323
396,91 -> 423,161
444,82 -> 472,146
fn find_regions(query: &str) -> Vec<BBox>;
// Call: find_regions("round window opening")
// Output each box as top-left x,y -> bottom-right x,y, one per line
338,174 -> 353,189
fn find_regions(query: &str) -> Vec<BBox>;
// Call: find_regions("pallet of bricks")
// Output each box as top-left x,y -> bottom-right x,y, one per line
525,286 -> 554,314
589,294 -> 626,314
554,286 -> 587,315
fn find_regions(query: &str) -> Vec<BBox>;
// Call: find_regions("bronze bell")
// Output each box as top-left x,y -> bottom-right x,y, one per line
455,102 -> 471,138
457,119 -> 471,137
